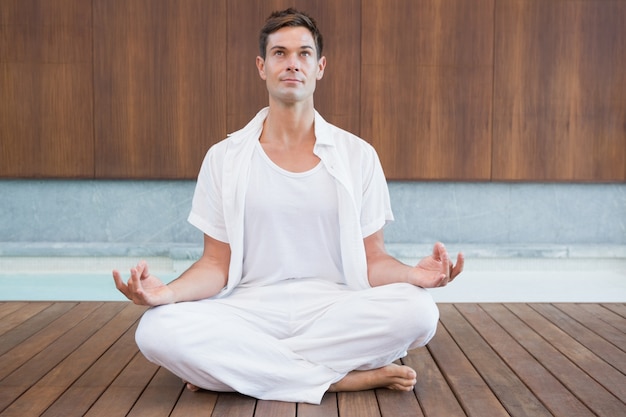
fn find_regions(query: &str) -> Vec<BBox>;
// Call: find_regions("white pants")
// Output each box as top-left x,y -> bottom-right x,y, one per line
135,279 -> 439,404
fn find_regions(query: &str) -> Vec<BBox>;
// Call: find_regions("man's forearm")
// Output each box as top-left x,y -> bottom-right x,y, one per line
168,258 -> 228,302
367,254 -> 412,287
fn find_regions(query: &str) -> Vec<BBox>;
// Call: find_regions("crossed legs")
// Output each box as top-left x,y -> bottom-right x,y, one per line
135,280 -> 439,404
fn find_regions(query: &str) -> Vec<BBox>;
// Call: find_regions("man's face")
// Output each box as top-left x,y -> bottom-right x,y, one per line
256,26 -> 326,105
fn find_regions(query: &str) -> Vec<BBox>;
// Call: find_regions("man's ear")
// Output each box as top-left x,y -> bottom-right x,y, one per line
316,56 -> 326,80
256,56 -> 267,80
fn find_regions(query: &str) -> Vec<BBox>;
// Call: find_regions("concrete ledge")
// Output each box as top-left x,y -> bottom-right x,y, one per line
1,242 -> 625,260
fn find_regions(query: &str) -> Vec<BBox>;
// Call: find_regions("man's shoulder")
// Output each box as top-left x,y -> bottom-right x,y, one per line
206,108 -> 268,155
315,112 -> 374,151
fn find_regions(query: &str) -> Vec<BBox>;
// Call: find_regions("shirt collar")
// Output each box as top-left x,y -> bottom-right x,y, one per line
228,107 -> 335,147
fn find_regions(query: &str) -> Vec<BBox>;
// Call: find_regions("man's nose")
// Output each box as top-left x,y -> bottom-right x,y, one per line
286,55 -> 300,72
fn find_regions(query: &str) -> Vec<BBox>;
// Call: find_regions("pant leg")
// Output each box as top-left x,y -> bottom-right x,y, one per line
134,287 -> 343,404
283,282 -> 439,373
135,280 -> 439,403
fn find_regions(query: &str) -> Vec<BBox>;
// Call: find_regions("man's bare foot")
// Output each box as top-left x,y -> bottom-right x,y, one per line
183,380 -> 200,392
328,364 -> 417,392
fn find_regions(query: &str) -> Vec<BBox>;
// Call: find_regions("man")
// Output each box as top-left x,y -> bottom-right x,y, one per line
113,8 -> 463,404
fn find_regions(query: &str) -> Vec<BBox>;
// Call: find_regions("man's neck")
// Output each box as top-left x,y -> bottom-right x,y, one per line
262,101 -> 316,147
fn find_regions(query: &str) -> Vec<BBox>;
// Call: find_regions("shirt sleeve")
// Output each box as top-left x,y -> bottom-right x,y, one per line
360,146 -> 394,238
187,146 -> 230,243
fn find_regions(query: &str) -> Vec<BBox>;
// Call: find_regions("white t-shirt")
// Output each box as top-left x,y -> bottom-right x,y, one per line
241,142 -> 344,286
188,108 -> 393,296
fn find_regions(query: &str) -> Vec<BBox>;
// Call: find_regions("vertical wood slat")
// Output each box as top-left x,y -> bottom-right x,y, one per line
0,0 -> 93,178
302,0 -> 361,135
492,0 -> 626,181
93,0 -> 227,179
225,0 -> 291,133
361,0 -> 494,180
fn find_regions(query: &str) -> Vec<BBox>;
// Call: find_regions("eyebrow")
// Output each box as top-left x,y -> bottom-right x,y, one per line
269,45 -> 315,52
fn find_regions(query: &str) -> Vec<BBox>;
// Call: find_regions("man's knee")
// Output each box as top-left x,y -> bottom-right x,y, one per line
135,305 -> 181,361
397,285 -> 439,347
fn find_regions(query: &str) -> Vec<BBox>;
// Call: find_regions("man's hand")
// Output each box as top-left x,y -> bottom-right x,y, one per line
112,260 -> 175,306
408,242 -> 464,288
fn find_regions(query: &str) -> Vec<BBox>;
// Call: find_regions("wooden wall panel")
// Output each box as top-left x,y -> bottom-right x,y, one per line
361,0 -> 494,180
2,0 -> 624,181
226,0 -> 290,133
492,0 -> 626,181
93,0 -> 227,179
0,0 -> 93,177
302,0 -> 361,134
226,0 -> 361,135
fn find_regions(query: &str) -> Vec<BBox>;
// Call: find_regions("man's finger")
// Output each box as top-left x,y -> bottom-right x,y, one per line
450,252 -> 465,280
440,248 -> 451,276
112,270 -> 131,300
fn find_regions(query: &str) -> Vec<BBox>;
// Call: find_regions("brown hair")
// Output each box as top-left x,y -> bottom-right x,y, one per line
258,8 -> 324,60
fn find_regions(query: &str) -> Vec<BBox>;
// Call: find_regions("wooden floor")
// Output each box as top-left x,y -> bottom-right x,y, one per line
0,302 -> 624,417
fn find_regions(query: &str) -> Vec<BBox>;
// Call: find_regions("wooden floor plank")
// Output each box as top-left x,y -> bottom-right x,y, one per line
338,391 -> 380,417
581,304 -> 626,332
0,302 -> 76,356
83,352 -> 159,417
0,302 -> 102,380
601,303 -> 626,319
0,302 -> 140,416
507,303 -> 626,401
457,303 -> 595,417
0,302 -> 122,413
127,367 -> 184,417
254,399 -> 296,417
0,302 -> 623,417
481,303 -> 625,417
403,346 -> 466,417
376,388 -> 424,417
39,322 -> 142,417
170,388 -> 218,417
0,302 -> 28,321
296,393 -> 338,417
427,319 -> 510,416
439,304 -> 553,417
555,303 -> 626,351
531,303 -> 626,373
0,302 -> 52,336
210,392 -> 256,417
